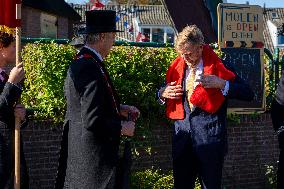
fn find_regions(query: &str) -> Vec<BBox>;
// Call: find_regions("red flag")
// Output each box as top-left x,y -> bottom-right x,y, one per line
136,32 -> 142,42
0,0 -> 21,35
91,0 -> 105,10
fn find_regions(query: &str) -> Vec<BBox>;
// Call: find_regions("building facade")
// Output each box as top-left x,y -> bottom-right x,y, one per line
22,0 -> 81,39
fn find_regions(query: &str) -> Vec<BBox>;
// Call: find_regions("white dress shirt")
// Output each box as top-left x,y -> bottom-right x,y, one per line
185,59 -> 229,96
158,58 -> 230,105
84,45 -> 103,62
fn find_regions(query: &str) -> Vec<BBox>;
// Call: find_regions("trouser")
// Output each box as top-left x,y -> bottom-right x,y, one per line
278,149 -> 284,189
172,130 -> 224,189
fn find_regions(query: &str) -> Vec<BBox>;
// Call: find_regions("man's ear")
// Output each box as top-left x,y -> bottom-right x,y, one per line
100,33 -> 106,40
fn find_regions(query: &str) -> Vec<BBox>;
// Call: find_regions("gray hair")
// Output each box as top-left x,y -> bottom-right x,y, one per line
174,25 -> 204,52
84,33 -> 101,45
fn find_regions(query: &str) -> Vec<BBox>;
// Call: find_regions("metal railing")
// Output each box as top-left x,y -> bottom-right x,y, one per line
21,37 -> 174,47
264,47 -> 284,107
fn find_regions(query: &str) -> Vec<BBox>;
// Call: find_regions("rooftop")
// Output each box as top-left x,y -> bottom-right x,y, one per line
263,8 -> 284,53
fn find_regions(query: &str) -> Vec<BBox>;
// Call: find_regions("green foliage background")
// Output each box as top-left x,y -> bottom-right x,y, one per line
21,42 -> 76,124
21,43 -> 177,128
105,46 -> 176,144
130,169 -> 201,189
20,42 -> 229,128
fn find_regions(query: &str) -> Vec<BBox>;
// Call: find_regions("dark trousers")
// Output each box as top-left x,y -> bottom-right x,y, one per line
278,149 -> 284,189
172,130 -> 224,189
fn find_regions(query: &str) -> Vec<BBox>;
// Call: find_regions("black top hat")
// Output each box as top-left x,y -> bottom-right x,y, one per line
81,10 -> 121,34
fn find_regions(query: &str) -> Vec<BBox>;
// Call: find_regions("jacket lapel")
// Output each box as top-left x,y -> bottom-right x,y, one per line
78,47 -> 121,111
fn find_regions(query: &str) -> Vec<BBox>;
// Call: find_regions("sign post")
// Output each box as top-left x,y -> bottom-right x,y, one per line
217,3 -> 265,113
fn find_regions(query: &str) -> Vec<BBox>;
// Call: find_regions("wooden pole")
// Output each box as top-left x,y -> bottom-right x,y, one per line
14,115 -> 21,189
14,3 -> 21,189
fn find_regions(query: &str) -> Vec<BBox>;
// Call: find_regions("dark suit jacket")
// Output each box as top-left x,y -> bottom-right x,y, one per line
171,63 -> 254,159
0,81 -> 29,189
55,47 -> 122,189
271,71 -> 284,149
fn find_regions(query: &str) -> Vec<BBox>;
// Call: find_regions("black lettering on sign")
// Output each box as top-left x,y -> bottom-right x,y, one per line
221,48 -> 264,109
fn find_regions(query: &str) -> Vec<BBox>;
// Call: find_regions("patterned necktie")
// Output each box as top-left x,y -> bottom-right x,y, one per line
0,71 -> 8,83
186,67 -> 196,108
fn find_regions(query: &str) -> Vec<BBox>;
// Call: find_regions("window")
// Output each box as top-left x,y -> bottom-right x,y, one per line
139,27 -> 175,43
141,28 -> 150,42
152,28 -> 164,43
166,28 -> 175,43
272,12 -> 279,19
278,35 -> 284,46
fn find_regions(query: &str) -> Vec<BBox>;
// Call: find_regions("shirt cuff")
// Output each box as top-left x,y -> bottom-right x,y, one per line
7,82 -> 22,90
221,80 -> 229,96
277,126 -> 284,136
157,89 -> 165,105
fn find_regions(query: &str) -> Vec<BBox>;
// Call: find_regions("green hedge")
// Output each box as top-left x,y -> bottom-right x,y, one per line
130,169 -> 201,189
21,43 -> 176,127
21,42 -> 76,124
20,43 -> 228,129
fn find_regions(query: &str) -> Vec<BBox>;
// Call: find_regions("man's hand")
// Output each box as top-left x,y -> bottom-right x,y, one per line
160,81 -> 183,99
8,63 -> 25,84
120,104 -> 140,121
121,121 -> 135,137
196,75 -> 226,89
14,104 -> 26,122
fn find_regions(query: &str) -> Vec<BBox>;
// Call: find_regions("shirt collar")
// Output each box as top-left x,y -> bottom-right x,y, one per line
196,59 -> 203,71
84,45 -> 103,62
187,59 -> 203,71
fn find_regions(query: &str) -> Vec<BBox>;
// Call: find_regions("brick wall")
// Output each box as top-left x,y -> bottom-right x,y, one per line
57,16 -> 69,39
1,113 -> 279,189
223,114 -> 279,189
22,7 -> 41,38
22,121 -> 62,189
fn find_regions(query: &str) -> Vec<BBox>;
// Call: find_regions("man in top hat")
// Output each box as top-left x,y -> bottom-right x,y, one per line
55,10 -> 140,189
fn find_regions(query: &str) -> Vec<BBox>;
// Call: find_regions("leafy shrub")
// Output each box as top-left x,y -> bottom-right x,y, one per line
130,169 -> 201,189
21,43 -> 176,127
264,53 -> 274,110
263,49 -> 284,110
131,169 -> 164,189
153,174 -> 174,189
105,46 -> 176,147
21,42 -> 224,125
21,42 -> 76,124
106,46 -> 176,116
265,164 -> 277,189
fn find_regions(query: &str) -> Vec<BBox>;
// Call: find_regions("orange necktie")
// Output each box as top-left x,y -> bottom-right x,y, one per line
186,67 -> 196,108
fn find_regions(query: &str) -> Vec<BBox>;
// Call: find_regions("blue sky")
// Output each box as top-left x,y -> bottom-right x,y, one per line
66,0 -> 284,7
226,0 -> 284,7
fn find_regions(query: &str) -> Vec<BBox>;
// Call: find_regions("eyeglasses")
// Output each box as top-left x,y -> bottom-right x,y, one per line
179,45 -> 201,58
